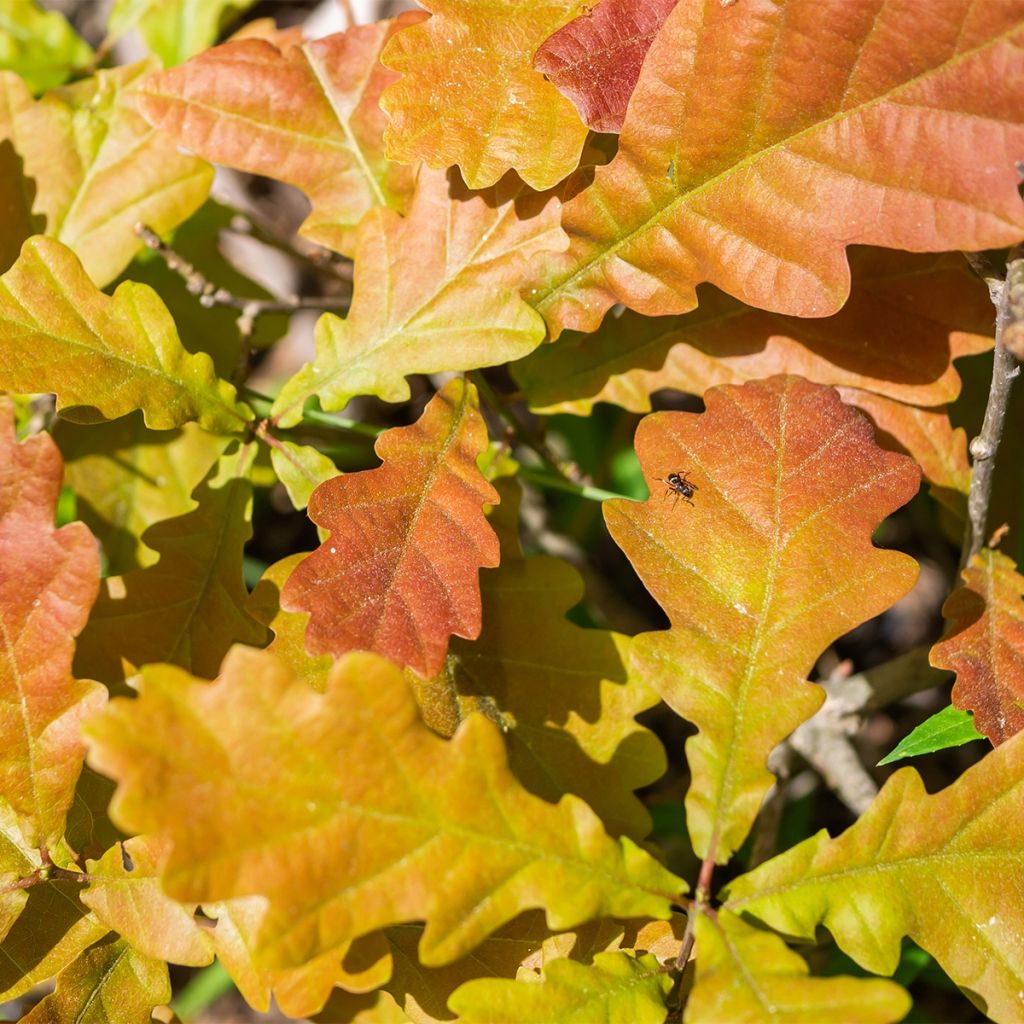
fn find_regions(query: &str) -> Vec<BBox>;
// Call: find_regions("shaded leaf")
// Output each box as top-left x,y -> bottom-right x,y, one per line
533,0 -> 1024,335
0,136 -> 38,274
0,60 -> 211,287
137,16 -> 421,256
21,934 -> 170,1024
0,798 -> 36,943
931,547 -> 1024,745
534,0 -> 678,134
0,399 -> 102,846
272,168 -> 562,427
107,0 -> 256,67
380,0 -> 590,190
268,438 -> 338,511
74,443 -> 268,686
685,911 -> 910,1024
0,0 -> 92,92
82,836 -> 214,967
0,237 -> 250,431
724,733 -> 1024,1023
515,250 -> 993,415
604,376 -> 920,861
451,950 -> 672,1024
877,704 -> 985,766
282,379 -> 499,679
86,646 -> 684,971
54,413 -> 228,574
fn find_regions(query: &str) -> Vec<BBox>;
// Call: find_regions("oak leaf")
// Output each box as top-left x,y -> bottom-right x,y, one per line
534,0 -> 678,134
604,376 -> 920,861
21,934 -> 169,1024
533,0 -> 1024,335
281,379 -> 499,679
0,60 -> 211,287
0,133 -> 38,274
271,168 -> 563,427
0,236 -> 250,431
267,437 -> 338,511
931,548 -> 1024,745
0,400 -> 102,847
685,911 -> 910,1024
724,732 -> 1024,1022
74,443 -> 268,685
0,0 -> 93,92
137,15 -> 422,256
450,951 -> 672,1024
85,646 -> 684,971
380,0 -> 590,190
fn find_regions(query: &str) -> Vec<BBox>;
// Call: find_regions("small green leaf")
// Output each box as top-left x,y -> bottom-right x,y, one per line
0,0 -> 92,92
877,704 -> 986,766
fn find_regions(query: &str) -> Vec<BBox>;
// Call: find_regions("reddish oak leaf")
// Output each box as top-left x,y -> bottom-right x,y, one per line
137,15 -> 422,256
0,399 -> 103,847
605,377 -> 920,861
534,0 -> 679,133
282,379 -> 499,679
532,0 -> 1024,336
931,548 -> 1024,746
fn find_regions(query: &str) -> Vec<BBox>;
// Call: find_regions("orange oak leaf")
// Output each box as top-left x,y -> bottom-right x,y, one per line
0,61 -> 212,288
604,377 -> 920,862
0,399 -> 103,847
137,15 -> 422,257
270,167 -> 564,428
515,250 -> 994,415
532,0 -> 1024,336
534,0 -> 679,134
931,548 -> 1024,746
282,379 -> 499,679
85,646 -> 684,971
380,0 -> 591,190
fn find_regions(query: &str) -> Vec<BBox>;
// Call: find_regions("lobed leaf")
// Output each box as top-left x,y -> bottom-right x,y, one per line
0,0 -> 92,92
0,399 -> 102,847
685,911 -> 910,1024
450,950 -> 672,1024
271,168 -> 563,427
85,646 -> 685,971
21,934 -> 170,1024
137,15 -> 421,256
74,443 -> 267,685
0,60 -> 211,287
380,0 -> 591,190
281,379 -> 498,679
724,733 -> 1024,1022
931,548 -> 1024,745
534,0 -> 678,134
604,376 -> 920,861
0,237 -> 250,431
533,0 -> 1024,335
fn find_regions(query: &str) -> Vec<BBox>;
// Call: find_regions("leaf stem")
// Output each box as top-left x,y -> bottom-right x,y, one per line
962,245 -> 1023,567
517,465 -> 627,503
243,388 -> 384,439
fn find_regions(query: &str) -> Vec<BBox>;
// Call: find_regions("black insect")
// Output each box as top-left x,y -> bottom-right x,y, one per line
659,470 -> 698,508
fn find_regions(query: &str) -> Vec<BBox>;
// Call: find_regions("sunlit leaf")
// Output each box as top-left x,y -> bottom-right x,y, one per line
137,15 -> 421,256
0,60 -> 211,287
86,646 -> 684,971
685,911 -> 910,1024
272,168 -> 562,428
0,799 -> 35,943
74,443 -> 268,686
82,836 -> 214,967
0,237 -> 250,432
54,414 -> 228,574
451,950 -> 672,1024
106,0 -> 256,67
0,0 -> 92,92
268,438 -> 338,511
877,704 -> 985,766
533,0 -> 1024,335
604,376 -> 920,862
725,732 -> 1024,1022
534,0 -> 678,133
0,399 -> 102,847
21,934 -> 170,1024
381,0 -> 590,190
282,379 -> 499,679
931,547 -> 1024,745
